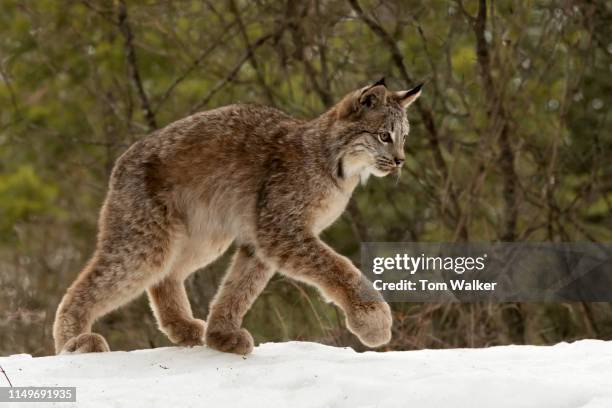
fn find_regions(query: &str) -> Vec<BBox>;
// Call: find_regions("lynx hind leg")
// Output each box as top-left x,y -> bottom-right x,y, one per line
53,247 -> 173,354
206,245 -> 274,355
53,220 -> 177,354
147,277 -> 206,347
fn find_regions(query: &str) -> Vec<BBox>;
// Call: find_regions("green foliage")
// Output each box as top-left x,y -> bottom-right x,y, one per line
0,165 -> 61,242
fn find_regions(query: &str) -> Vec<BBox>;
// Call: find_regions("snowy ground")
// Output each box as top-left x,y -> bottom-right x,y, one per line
1,340 -> 611,408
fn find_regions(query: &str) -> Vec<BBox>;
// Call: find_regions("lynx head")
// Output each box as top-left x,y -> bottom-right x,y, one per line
332,78 -> 422,182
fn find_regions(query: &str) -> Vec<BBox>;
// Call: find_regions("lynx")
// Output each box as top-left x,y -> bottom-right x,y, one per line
53,79 -> 422,355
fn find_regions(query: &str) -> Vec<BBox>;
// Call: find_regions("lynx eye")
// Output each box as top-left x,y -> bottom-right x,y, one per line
378,132 -> 392,143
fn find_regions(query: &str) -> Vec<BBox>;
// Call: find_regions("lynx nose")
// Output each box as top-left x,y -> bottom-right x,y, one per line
394,157 -> 405,167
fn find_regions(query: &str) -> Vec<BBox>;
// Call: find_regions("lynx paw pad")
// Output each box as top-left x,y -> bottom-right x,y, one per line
61,333 -> 110,354
206,328 -> 254,355
346,301 -> 392,348
163,318 -> 206,347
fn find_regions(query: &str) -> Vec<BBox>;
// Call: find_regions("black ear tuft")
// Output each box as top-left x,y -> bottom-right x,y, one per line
405,83 -> 423,96
373,77 -> 386,88
397,82 -> 423,108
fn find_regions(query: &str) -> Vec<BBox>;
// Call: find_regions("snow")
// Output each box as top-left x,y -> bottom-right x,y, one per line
1,340 -> 611,408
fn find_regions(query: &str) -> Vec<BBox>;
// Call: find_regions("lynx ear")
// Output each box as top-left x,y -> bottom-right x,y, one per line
358,82 -> 387,109
336,79 -> 387,119
396,83 -> 423,108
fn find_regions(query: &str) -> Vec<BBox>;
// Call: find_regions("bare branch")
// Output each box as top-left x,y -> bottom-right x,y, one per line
229,0 -> 276,105
0,61 -> 21,119
349,0 -> 467,240
117,0 -> 157,131
190,28 -> 284,113
287,0 -> 334,108
155,21 -> 238,113
0,364 -> 13,387
466,0 -> 518,241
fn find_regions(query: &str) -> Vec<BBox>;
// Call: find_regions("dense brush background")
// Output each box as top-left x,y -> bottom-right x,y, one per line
0,0 -> 610,356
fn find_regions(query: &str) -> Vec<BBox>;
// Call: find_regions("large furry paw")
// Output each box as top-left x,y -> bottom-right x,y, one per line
206,328 -> 254,355
162,318 -> 206,347
346,301 -> 392,348
61,333 -> 110,354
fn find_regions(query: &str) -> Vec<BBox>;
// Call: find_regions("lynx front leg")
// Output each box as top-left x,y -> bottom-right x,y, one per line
260,233 -> 392,348
206,245 -> 274,355
148,277 -> 205,347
